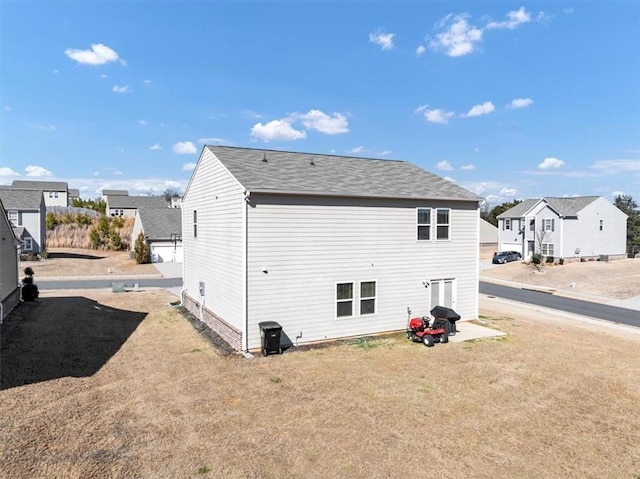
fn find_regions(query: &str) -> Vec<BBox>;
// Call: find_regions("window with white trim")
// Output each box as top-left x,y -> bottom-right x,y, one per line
505,219 -> 511,230
436,208 -> 450,240
24,237 -> 33,251
529,219 -> 535,231
542,243 -> 555,256
8,211 -> 19,226
336,282 -> 353,317
417,208 -> 431,240
360,281 -> 376,315
543,219 -> 554,231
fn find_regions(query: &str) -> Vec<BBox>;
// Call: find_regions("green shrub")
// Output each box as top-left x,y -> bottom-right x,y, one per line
546,255 -> 554,263
109,231 -> 122,250
134,232 -> 150,264
532,253 -> 542,265
559,258 -> 564,265
46,212 -> 58,230
111,216 -> 124,229
89,227 -> 101,249
97,216 -> 110,236
76,213 -> 93,226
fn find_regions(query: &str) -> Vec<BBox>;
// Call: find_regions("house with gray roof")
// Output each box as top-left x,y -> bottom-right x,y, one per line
131,208 -> 182,263
497,196 -> 627,261
0,189 -> 47,254
101,189 -> 129,202
106,195 -> 169,218
12,180 -> 69,207
0,199 -> 21,321
182,146 -> 483,353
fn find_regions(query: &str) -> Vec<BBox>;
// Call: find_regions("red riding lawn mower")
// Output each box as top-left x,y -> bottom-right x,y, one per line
406,306 -> 461,347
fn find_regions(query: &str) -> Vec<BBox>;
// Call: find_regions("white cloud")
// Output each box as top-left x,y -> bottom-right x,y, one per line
461,164 -> 476,170
149,144 -> 163,151
173,141 -> 198,154
65,43 -> 120,66
0,167 -> 19,177
499,187 -> 517,196
378,150 -> 392,157
437,160 -> 454,171
113,84 -> 131,93
369,30 -> 395,51
4,106 -> 12,112
415,105 -> 455,124
509,98 -> 534,109
350,146 -> 365,154
416,45 -> 426,56
52,69 -> 60,74
143,79 -> 151,86
539,157 -> 565,169
241,110 -> 263,119
182,162 -> 196,171
429,14 -> 483,57
465,101 -> 495,117
25,165 -> 53,177
198,137 -> 228,145
590,159 -> 640,174
138,120 -> 147,126
100,74 -> 108,79
295,109 -> 349,135
250,120 -> 307,142
443,176 -> 457,183
486,7 -> 532,30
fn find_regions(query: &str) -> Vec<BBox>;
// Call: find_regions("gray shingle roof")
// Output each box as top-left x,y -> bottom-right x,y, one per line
68,188 -> 80,197
12,180 -> 68,191
137,208 -> 182,240
498,196 -> 601,218
205,146 -> 483,202
0,189 -> 44,210
102,189 -> 129,196
108,196 -> 169,209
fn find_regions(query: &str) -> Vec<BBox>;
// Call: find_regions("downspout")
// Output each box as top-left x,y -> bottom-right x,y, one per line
242,190 -> 249,354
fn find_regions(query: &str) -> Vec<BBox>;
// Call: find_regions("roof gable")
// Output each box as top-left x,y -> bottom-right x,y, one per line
204,146 -> 482,202
498,196 -> 601,218
0,189 -> 44,210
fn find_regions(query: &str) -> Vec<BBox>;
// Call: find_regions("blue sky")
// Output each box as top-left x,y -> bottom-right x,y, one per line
1,1 -> 638,206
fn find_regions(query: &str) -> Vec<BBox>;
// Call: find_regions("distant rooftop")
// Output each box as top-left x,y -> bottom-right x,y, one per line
12,180 -> 68,191
102,189 -> 129,196
108,195 -> 169,209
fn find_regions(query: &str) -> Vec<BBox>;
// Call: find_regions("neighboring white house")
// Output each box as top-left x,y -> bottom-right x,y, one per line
480,218 -> 498,246
182,146 -> 483,353
68,188 -> 80,204
106,195 -> 169,218
131,208 -> 183,263
0,199 -> 21,322
497,196 -> 627,261
0,189 -> 47,254
11,180 -> 69,207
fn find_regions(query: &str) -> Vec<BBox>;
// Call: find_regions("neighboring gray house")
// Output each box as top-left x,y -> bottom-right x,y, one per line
101,189 -> 128,202
0,199 -> 21,321
131,208 -> 183,263
0,189 -> 46,254
12,180 -> 69,207
68,188 -> 80,204
106,195 -> 169,218
480,218 -> 498,246
182,146 -> 483,353
497,196 -> 627,261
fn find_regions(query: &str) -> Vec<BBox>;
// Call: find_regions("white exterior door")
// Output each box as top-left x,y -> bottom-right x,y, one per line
430,278 -> 455,309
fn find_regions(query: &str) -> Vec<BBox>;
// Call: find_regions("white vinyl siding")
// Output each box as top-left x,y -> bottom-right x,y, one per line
1,206 -> 20,316
245,195 -> 479,349
182,148 -> 245,333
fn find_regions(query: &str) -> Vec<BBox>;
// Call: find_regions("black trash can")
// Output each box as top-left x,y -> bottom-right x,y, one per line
259,321 -> 283,356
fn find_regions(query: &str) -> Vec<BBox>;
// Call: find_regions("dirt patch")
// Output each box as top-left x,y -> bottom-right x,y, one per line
21,248 -> 158,278
482,257 -> 640,299
1,289 -> 639,478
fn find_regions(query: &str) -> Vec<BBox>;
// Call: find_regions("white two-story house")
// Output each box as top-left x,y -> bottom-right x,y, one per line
12,180 -> 69,207
0,189 -> 47,255
497,196 -> 627,261
182,146 -> 483,353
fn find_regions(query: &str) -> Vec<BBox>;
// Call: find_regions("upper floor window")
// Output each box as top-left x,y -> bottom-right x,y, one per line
543,219 -> 555,232
505,219 -> 511,230
436,208 -> 450,240
529,219 -> 535,231
193,210 -> 198,238
24,237 -> 33,251
417,208 -> 431,241
599,220 -> 604,231
8,211 -> 19,226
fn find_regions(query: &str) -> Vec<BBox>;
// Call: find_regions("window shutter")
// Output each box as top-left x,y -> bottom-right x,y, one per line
551,219 -> 555,232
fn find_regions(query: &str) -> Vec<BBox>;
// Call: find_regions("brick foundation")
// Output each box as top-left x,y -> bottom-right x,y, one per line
182,293 -> 242,351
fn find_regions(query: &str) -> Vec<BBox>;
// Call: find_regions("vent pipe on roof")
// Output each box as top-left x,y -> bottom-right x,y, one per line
262,153 -> 268,162
310,157 -> 315,166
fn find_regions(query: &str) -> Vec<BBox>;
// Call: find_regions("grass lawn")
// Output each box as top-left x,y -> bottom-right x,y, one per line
1,289 -> 639,479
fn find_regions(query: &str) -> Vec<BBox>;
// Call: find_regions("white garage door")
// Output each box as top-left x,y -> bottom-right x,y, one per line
150,243 -> 183,263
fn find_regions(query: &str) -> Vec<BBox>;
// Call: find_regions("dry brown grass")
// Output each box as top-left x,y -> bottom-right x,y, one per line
1,289 -> 639,479
46,217 -> 135,250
